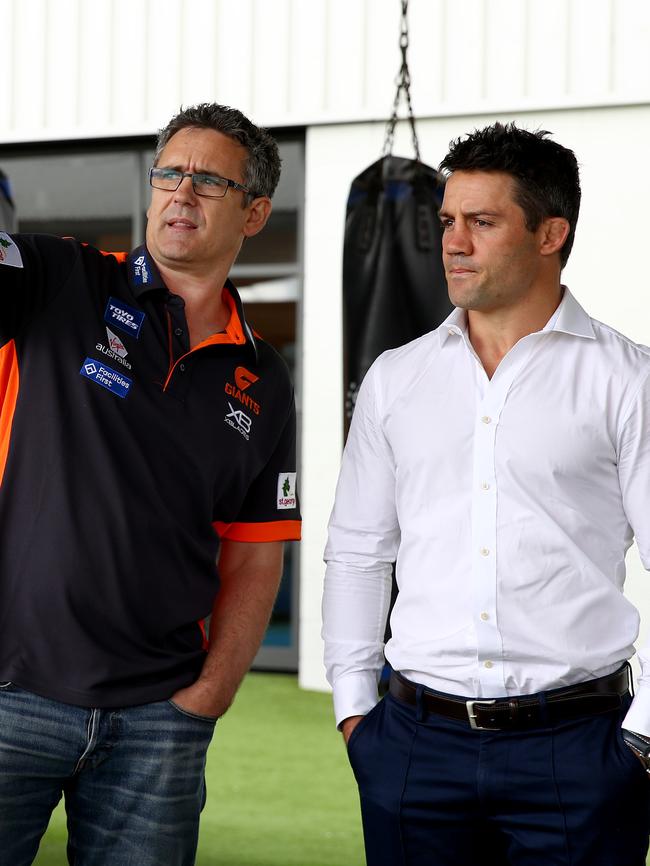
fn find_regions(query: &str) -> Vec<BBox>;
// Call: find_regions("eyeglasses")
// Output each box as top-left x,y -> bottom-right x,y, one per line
149,167 -> 254,199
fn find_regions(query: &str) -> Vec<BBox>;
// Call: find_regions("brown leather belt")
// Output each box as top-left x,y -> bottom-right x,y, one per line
389,666 -> 630,731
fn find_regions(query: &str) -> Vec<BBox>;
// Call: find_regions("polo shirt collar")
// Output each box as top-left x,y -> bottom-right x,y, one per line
127,244 -> 258,360
438,286 -> 595,346
127,245 -> 166,296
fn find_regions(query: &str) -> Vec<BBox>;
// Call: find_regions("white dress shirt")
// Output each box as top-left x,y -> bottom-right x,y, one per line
323,289 -> 650,733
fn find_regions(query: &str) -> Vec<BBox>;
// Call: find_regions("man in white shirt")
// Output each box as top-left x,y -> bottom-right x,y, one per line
322,122 -> 650,865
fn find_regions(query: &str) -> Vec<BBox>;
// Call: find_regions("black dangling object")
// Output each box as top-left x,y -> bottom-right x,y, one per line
342,0 -> 452,434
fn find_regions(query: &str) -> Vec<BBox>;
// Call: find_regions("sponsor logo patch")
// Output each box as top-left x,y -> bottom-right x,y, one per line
104,297 -> 145,339
132,254 -> 150,285
277,472 -> 297,510
106,327 -> 128,358
95,327 -> 132,369
224,401 -> 252,440
0,232 -> 23,268
80,358 -> 132,398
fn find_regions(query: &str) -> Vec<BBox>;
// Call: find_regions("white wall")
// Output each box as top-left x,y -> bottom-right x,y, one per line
3,0 -> 650,142
299,104 -> 650,690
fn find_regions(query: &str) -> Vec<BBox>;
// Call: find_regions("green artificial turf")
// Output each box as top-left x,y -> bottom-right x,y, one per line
32,673 -> 365,866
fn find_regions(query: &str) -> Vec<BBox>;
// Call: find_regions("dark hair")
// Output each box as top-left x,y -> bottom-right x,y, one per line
154,103 -> 281,204
439,122 -> 581,267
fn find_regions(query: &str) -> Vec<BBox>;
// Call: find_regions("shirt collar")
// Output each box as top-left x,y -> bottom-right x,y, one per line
126,244 -> 258,360
547,287 -> 596,339
439,307 -> 468,345
438,286 -> 596,347
127,245 -> 166,296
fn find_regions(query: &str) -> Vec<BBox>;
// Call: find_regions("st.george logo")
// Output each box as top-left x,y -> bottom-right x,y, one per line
0,232 -> 23,268
277,472 -> 297,510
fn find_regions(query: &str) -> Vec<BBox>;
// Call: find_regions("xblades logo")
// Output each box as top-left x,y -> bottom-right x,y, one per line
225,402 -> 252,440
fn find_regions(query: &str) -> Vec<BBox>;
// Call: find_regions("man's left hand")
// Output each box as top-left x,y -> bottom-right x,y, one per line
169,680 -> 228,720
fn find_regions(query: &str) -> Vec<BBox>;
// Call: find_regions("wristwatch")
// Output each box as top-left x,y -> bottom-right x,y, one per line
622,729 -> 650,773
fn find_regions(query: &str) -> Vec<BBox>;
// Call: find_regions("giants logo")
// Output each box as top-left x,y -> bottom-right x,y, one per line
235,366 -> 259,390
225,366 -> 261,415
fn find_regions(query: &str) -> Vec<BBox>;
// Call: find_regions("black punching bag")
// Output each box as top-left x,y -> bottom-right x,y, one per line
342,154 -> 451,428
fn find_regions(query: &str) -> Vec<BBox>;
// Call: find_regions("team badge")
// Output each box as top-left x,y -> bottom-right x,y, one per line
0,232 -> 23,268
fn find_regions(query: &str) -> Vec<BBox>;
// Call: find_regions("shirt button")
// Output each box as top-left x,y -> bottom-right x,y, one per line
481,415 -> 492,424
480,612 -> 489,621
447,328 -> 455,335
481,481 -> 490,491
174,328 -> 183,336
480,547 -> 490,557
179,363 -> 186,372
484,660 -> 494,669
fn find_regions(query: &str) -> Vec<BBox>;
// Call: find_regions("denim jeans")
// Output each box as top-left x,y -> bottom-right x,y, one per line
0,681 -> 217,866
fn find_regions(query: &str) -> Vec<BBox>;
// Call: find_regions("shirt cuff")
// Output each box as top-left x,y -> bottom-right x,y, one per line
332,671 -> 381,730
622,682 -> 650,736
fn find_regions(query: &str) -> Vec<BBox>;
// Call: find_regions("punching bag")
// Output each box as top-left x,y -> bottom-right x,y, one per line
342,154 -> 451,426
342,0 -> 452,432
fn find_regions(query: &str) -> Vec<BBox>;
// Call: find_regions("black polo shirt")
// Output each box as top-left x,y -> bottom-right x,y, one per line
0,233 -> 301,708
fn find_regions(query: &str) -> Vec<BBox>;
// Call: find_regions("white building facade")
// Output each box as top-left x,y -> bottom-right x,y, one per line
3,0 -> 650,691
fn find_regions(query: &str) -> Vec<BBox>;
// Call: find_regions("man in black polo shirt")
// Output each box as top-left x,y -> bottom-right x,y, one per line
0,103 -> 301,866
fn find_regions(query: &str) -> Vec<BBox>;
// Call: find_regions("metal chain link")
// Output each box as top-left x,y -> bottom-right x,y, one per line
383,0 -> 421,161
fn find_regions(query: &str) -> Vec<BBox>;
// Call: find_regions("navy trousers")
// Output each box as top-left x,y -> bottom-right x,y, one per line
347,687 -> 650,866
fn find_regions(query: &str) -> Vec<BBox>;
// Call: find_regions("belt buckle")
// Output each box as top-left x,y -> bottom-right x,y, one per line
466,698 -> 497,730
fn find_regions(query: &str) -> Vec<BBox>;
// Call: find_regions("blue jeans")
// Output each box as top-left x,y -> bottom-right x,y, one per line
0,682 -> 217,865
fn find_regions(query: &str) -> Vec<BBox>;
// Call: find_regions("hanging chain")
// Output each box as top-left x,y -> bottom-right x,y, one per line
383,0 -> 421,161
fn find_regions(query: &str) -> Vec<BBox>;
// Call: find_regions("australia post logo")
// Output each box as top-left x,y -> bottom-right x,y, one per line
224,366 -> 261,415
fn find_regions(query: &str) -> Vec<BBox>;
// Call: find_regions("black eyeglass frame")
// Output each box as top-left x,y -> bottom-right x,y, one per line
149,167 -> 255,199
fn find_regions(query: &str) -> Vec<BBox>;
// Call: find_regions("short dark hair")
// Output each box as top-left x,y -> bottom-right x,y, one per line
154,103 -> 281,204
439,122 -> 581,267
